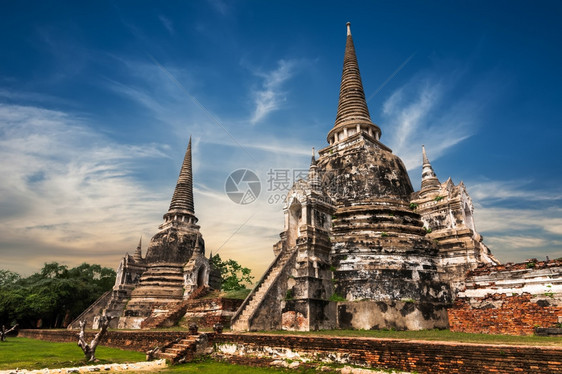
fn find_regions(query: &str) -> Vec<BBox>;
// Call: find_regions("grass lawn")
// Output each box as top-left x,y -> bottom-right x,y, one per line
254,329 -> 562,346
0,339 -> 318,373
158,360 -> 318,373
0,337 -> 145,370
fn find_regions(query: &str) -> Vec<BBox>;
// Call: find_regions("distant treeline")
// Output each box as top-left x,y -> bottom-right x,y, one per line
0,262 -> 115,329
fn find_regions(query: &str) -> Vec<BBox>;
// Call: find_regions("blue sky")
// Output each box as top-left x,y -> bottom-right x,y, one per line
1,0 -> 561,277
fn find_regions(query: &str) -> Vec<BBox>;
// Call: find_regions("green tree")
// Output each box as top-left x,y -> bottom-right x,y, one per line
210,255 -> 254,291
0,262 -> 116,328
0,270 -> 20,287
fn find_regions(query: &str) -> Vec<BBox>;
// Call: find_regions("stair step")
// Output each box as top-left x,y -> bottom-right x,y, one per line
155,352 -> 177,359
168,348 -> 190,354
233,248 -> 295,330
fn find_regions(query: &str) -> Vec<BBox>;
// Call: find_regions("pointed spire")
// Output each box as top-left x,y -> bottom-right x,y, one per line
422,145 -> 431,165
421,145 -> 441,193
328,22 -> 381,145
133,236 -> 142,262
309,147 -> 320,190
194,232 -> 204,254
168,136 -> 195,213
310,147 -> 317,166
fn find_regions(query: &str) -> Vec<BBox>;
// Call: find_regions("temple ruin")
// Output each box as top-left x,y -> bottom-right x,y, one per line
230,23 -> 498,332
70,138 -> 223,329
71,22 -> 560,335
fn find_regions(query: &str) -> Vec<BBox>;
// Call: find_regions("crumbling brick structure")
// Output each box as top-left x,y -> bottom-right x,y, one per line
449,259 -> 562,335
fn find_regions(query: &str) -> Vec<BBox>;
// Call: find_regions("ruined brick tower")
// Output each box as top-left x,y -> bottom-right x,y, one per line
70,137 -> 217,329
231,23 -> 496,332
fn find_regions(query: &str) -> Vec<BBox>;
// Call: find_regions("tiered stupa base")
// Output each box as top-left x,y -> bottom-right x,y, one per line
117,263 -> 186,329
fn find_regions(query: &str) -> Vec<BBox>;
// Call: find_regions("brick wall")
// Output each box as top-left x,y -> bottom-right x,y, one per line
19,330 -> 562,373
449,259 -> 562,335
212,333 -> 562,374
180,297 -> 242,328
449,293 -> 562,335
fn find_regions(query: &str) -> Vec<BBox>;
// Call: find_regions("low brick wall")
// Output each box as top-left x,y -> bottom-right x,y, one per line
19,329 -> 562,373
449,259 -> 562,335
449,293 -> 562,335
213,333 -> 562,374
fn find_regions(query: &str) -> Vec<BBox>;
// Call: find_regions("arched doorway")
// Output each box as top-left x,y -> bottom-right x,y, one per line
464,202 -> 475,232
287,199 -> 302,248
197,266 -> 206,288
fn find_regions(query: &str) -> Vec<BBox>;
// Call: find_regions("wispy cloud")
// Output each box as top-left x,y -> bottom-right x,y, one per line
207,0 -> 229,16
0,103 -> 170,274
485,235 -> 562,262
476,205 -> 562,236
0,100 -> 299,278
381,68 -> 498,171
473,202 -> 562,261
486,236 -> 552,249
202,137 -> 312,157
469,179 -> 562,202
250,59 -> 298,124
99,57 -> 207,135
465,178 -> 562,261
158,15 -> 174,35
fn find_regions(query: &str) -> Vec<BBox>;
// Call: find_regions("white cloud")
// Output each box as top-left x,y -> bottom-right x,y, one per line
486,236 -> 549,249
484,235 -> 562,263
381,69 -> 496,171
447,176 -> 562,263
475,205 -> 562,236
469,179 -> 562,202
250,60 -> 298,124
473,202 -> 562,262
0,103 -> 170,274
0,101 -> 299,279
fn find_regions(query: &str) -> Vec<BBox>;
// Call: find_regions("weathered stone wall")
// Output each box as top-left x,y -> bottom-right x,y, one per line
411,176 -> 499,295
180,298 -> 242,328
212,333 -> 562,374
19,330 -> 562,373
449,260 -> 562,335
337,300 -> 449,331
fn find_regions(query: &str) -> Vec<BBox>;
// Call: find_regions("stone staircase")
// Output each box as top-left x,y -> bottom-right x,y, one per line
67,290 -> 112,329
230,247 -> 296,331
129,264 -> 186,300
140,286 -> 210,329
152,334 -> 206,364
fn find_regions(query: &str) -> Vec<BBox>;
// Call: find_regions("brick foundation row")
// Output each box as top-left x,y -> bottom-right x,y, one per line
18,330 -> 562,374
